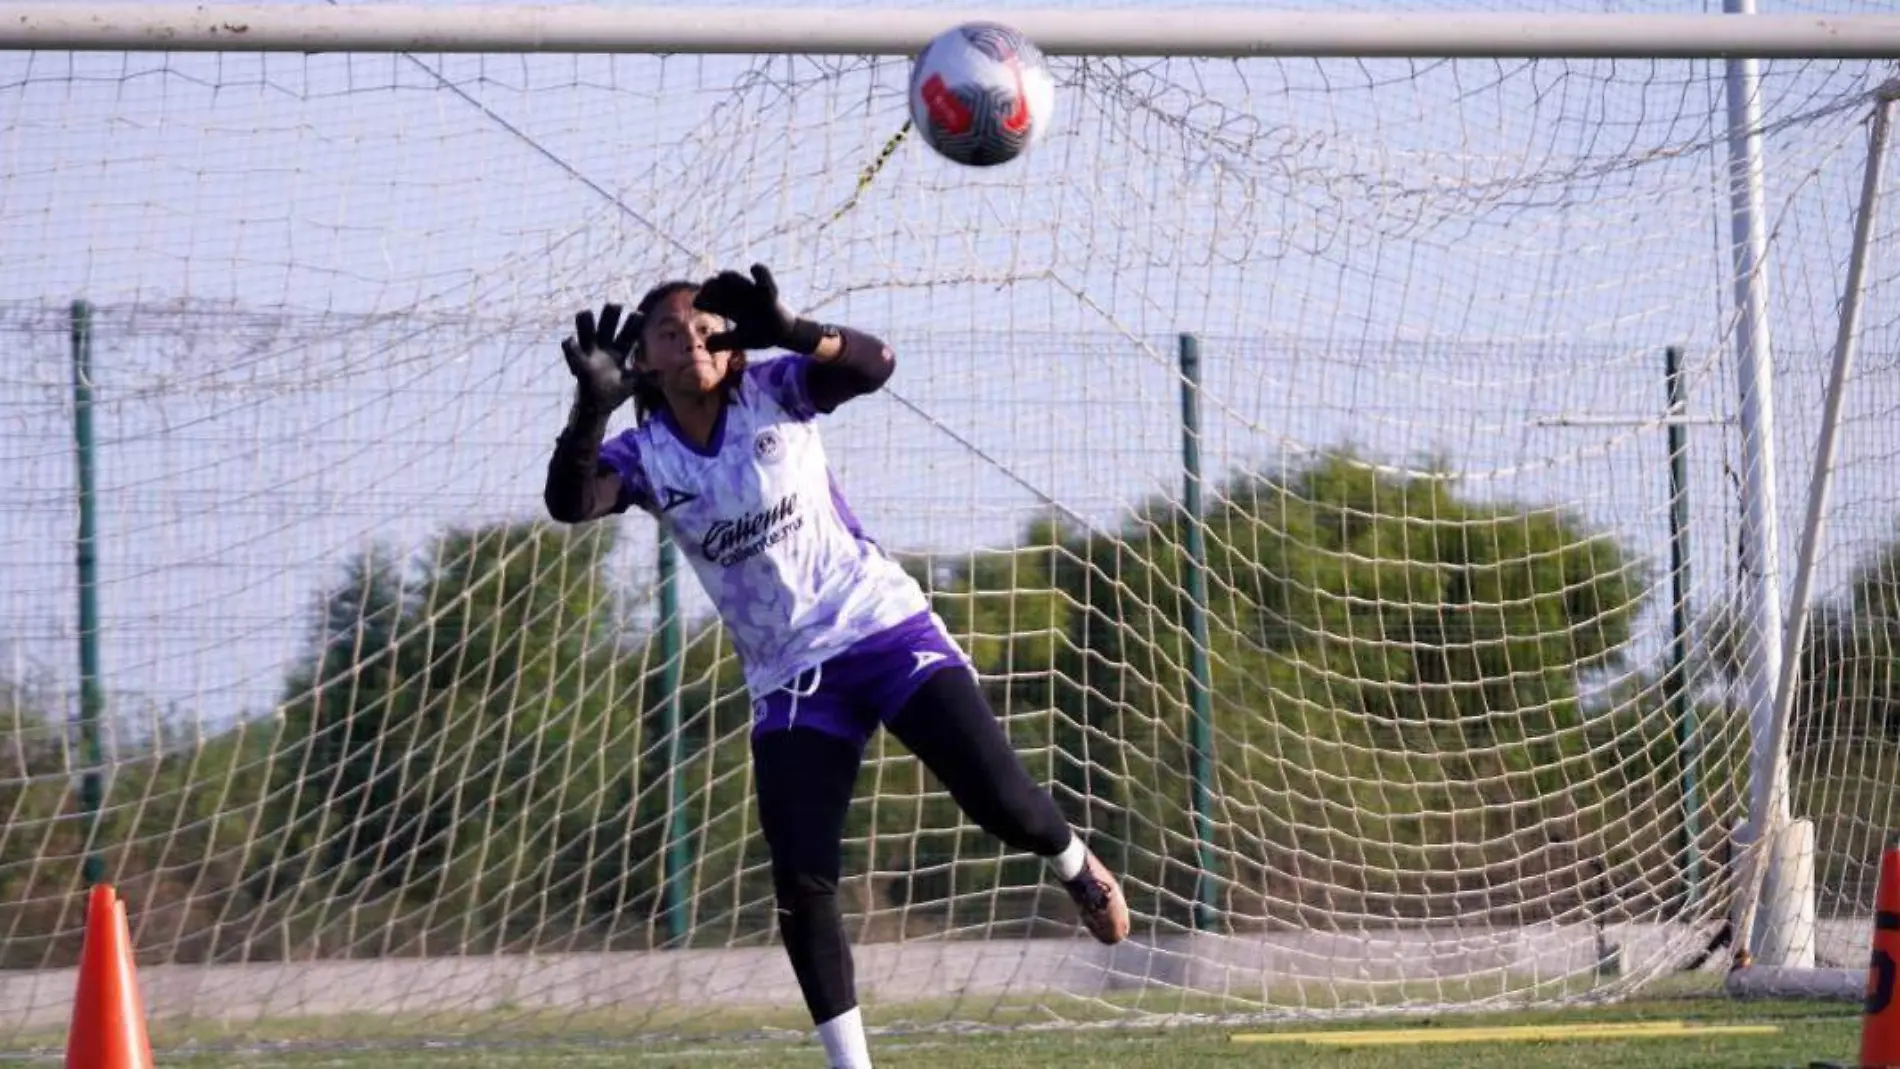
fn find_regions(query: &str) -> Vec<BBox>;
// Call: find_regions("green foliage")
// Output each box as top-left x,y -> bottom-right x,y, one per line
911,452 -> 1654,929
0,660 -> 282,967
640,605 -> 773,947
52,445 -> 1899,958
257,521 -> 679,954
1693,531 -> 1900,913
1785,535 -> 1900,912
0,663 -> 83,968
1795,539 -> 1900,744
885,520 -> 1077,934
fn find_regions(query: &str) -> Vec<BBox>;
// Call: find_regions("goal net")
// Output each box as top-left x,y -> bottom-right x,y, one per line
2,2 -> 1898,1051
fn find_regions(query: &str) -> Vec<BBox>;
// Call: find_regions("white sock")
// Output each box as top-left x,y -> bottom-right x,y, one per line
1047,833 -> 1089,881
816,1005 -> 872,1069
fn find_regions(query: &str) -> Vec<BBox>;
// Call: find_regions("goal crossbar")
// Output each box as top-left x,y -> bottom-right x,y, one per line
4,3 -> 1900,58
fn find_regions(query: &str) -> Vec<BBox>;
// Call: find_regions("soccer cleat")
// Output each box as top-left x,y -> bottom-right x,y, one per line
1061,852 -> 1130,945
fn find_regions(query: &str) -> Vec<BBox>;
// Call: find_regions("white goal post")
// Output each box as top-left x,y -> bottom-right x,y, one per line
3,3 -> 1900,58
2,0 -> 1898,1051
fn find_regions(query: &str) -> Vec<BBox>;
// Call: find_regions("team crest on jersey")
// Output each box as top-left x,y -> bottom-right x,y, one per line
753,428 -> 785,464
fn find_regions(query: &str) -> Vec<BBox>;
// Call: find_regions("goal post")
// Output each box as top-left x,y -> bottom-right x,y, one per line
1729,77 -> 1900,1001
3,2 -> 1898,1050
7,3 -> 1900,57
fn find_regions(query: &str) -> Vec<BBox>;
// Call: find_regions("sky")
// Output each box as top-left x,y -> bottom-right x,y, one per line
1,0 -> 1898,741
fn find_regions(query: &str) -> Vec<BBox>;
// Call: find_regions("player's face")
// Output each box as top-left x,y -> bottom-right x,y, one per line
639,289 -> 732,396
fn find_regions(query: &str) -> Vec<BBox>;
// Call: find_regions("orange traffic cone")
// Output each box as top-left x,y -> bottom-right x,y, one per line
64,884 -> 153,1069
1862,843 -> 1900,1069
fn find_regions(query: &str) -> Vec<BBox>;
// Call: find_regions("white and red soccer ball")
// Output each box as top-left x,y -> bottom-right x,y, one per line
908,22 -> 1055,167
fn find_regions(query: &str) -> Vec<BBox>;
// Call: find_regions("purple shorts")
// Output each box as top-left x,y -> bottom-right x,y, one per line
751,611 -> 970,748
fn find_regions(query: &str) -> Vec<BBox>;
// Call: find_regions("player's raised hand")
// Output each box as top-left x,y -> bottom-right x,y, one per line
694,263 -> 812,353
561,302 -> 642,411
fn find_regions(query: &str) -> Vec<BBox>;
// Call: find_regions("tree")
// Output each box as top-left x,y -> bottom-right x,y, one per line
1795,537 -> 1900,744
259,520 -> 674,954
0,655 -> 84,967
0,651 -> 280,966
886,521 -> 1078,934
1785,533 -> 1900,912
918,451 -> 1652,929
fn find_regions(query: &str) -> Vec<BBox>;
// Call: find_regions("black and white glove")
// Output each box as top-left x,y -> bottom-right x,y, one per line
560,303 -> 643,412
693,263 -> 827,355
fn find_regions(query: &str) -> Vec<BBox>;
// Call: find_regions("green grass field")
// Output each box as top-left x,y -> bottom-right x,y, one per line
141,998 -> 1864,1068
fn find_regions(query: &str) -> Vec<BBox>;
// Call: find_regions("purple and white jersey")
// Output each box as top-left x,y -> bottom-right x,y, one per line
597,355 -> 928,698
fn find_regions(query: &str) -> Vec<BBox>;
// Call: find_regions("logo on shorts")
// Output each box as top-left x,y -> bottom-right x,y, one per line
911,651 -> 948,676
753,429 -> 785,464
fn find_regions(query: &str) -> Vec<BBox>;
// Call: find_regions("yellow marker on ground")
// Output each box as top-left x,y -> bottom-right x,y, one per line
1231,1019 -> 1782,1046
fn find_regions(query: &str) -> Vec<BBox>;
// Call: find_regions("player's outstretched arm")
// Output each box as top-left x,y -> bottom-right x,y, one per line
802,323 -> 895,414
545,303 -> 641,523
694,263 -> 895,414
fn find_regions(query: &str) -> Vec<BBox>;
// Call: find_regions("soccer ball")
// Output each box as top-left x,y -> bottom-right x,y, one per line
908,22 -> 1055,167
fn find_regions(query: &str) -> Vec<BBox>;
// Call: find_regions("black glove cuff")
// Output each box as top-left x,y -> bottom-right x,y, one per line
781,317 -> 827,355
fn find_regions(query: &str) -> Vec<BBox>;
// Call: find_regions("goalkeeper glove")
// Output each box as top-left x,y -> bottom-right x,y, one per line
693,263 -> 827,354
560,303 -> 643,412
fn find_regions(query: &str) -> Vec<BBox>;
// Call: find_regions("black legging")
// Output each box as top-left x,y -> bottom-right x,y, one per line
751,666 -> 1073,1024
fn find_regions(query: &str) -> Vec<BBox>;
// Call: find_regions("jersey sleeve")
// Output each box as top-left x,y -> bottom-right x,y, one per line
747,356 -> 818,422
597,430 -> 658,513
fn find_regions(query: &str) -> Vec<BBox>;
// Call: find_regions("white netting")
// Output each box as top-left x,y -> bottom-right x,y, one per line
2,4 -> 1898,1052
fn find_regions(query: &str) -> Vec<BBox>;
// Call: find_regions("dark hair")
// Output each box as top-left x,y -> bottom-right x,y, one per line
630,280 -> 748,425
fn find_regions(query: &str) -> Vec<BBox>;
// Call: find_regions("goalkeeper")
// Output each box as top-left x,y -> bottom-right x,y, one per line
542,264 -> 1129,1069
